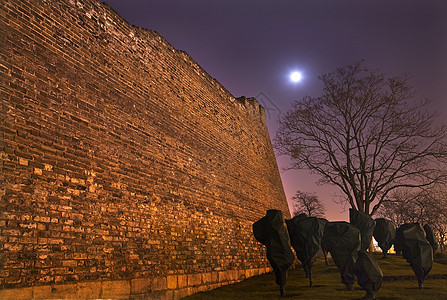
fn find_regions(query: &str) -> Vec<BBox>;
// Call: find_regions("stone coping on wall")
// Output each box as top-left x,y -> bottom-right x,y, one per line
0,267 -> 271,300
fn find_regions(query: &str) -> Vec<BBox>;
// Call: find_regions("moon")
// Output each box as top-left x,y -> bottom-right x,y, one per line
290,71 -> 302,82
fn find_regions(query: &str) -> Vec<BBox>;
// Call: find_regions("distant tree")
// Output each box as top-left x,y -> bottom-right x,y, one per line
376,188 -> 428,225
377,185 -> 447,251
292,190 -> 326,218
432,216 -> 447,252
275,61 -> 447,216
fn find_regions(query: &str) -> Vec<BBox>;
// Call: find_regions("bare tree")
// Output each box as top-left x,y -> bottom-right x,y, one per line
377,185 -> 447,251
376,188 -> 431,225
432,217 -> 447,252
421,187 -> 447,251
275,61 -> 447,216
292,190 -> 326,218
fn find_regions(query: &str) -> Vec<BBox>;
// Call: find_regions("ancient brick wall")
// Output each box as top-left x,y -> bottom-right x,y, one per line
0,0 -> 290,298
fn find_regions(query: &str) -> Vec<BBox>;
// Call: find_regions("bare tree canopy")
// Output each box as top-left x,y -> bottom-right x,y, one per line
377,186 -> 447,251
376,189 -> 428,226
291,190 -> 326,218
275,61 -> 447,216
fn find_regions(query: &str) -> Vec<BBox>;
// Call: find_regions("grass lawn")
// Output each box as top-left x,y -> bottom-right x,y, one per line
184,253 -> 447,299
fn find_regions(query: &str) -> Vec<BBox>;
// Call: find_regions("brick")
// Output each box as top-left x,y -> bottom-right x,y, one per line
101,280 -> 130,298
218,271 -> 229,282
76,281 -> 101,299
211,272 -> 219,283
151,276 -> 167,291
187,273 -> 202,287
177,274 -> 187,288
4,243 -> 24,251
62,260 -> 77,267
201,272 -> 212,284
166,275 -> 177,290
228,270 -> 238,281
131,277 -> 151,294
18,157 -> 28,166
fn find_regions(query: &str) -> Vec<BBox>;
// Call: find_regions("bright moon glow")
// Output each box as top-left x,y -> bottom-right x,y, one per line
290,71 -> 302,82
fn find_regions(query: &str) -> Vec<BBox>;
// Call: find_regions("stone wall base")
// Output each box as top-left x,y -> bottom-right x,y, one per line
0,267 -> 271,299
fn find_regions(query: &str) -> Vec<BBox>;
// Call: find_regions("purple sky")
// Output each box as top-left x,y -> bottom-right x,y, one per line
101,0 -> 447,221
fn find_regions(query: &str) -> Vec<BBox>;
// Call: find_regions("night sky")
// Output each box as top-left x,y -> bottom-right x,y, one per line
101,0 -> 447,221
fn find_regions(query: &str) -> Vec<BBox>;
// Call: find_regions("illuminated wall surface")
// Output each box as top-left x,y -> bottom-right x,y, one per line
0,0 -> 289,298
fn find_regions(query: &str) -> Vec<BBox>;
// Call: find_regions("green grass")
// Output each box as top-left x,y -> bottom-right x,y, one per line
184,253 -> 447,299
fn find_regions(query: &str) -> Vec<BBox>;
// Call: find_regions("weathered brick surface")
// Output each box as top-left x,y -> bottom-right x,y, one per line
0,268 -> 271,299
0,0 -> 289,297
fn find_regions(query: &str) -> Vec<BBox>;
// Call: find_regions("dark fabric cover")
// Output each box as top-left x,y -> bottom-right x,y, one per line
285,213 -> 308,247
253,209 -> 295,287
423,224 -> 439,252
395,223 -> 433,285
292,213 -> 308,223
355,250 -> 383,298
286,216 -> 326,286
373,218 -> 396,257
349,208 -> 376,251
322,221 -> 361,287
